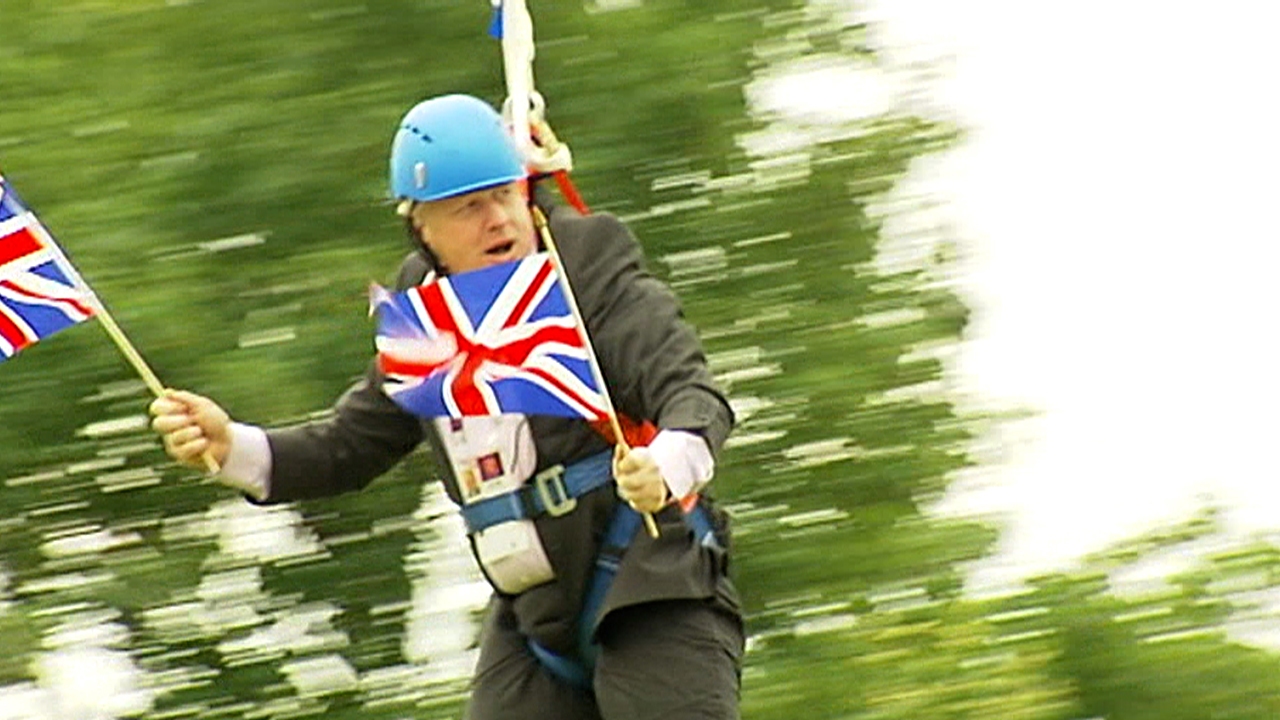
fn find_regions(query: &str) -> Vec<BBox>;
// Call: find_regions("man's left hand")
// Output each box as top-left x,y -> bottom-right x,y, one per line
613,445 -> 670,514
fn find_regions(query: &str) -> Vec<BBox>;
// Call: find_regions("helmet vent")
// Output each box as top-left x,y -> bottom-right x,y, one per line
403,124 -> 433,143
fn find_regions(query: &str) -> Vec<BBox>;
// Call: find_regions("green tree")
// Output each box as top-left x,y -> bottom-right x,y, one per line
1003,511 -> 1280,720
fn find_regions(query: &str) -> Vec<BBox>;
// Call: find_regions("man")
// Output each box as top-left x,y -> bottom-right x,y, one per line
151,94 -> 742,720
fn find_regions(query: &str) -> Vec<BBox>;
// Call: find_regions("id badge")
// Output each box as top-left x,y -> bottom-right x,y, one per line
434,415 -> 536,504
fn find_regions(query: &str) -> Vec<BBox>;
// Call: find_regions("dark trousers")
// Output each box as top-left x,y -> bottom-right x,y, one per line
465,597 -> 744,720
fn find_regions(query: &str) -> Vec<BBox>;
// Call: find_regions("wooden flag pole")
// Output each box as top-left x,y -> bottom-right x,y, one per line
28,222 -> 221,474
532,207 -> 660,539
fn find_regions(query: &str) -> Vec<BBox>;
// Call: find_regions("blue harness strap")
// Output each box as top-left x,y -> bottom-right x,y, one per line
526,638 -> 592,689
528,500 -> 721,691
472,447 -> 722,691
458,450 -> 614,534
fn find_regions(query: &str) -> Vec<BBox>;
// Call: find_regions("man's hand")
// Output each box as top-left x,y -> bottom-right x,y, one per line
613,445 -> 670,514
149,389 -> 233,471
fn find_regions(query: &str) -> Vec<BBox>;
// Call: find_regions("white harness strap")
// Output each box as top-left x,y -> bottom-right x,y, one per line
495,0 -> 574,174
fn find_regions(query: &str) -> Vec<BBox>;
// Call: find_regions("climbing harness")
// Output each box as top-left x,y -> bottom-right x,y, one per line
459,446 -> 722,691
531,499 -> 722,691
455,433 -> 724,690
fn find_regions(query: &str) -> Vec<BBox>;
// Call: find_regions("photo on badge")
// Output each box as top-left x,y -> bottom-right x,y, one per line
477,452 -> 505,481
460,467 -> 482,499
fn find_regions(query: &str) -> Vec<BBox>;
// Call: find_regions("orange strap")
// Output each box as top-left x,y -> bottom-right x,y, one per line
590,414 -> 657,448
552,170 -> 590,215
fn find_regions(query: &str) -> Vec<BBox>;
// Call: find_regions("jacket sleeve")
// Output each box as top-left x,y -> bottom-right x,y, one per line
258,252 -> 431,502
557,210 -> 734,455
260,365 -> 424,502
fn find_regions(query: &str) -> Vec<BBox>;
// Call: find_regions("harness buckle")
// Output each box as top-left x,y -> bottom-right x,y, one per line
534,464 -> 577,517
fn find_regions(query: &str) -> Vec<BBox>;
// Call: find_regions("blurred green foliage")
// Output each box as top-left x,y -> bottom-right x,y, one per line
1,1 -> 1277,719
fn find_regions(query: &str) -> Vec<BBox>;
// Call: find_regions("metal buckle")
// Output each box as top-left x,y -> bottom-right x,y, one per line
533,464 -> 576,517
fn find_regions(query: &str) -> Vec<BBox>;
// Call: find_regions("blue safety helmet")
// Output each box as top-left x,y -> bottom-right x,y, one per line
389,94 -> 526,203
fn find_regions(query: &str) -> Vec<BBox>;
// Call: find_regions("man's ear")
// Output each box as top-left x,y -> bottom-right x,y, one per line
405,217 -> 433,255
407,218 -> 446,274
409,210 -> 435,247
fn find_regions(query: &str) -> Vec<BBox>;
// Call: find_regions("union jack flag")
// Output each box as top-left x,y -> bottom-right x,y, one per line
0,176 -> 95,362
372,252 -> 608,420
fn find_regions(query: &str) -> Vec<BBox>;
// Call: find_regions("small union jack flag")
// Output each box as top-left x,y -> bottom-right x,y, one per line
0,176 -> 95,362
372,253 -> 607,420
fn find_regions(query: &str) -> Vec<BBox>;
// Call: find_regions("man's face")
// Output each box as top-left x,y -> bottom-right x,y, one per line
410,182 -> 536,274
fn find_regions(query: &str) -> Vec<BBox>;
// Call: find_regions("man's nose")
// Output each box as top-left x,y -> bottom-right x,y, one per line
483,197 -> 511,227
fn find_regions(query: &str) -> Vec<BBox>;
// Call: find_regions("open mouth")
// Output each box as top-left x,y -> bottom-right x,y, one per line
486,241 -> 516,256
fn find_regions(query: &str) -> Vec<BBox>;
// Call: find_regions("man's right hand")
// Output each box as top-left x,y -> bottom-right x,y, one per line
149,389 -> 233,470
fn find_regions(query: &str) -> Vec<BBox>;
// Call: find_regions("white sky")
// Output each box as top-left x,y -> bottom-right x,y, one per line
859,0 -> 1280,583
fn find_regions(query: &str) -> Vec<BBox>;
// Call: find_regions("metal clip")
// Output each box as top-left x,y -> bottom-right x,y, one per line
533,464 -> 576,517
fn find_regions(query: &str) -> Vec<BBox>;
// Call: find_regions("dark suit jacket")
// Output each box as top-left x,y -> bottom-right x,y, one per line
258,199 -> 738,654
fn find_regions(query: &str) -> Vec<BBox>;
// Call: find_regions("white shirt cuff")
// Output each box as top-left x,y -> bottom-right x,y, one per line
647,429 -> 715,500
219,422 -> 273,501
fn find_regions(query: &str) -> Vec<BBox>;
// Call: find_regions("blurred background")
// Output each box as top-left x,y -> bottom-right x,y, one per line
1,1 -> 1277,719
